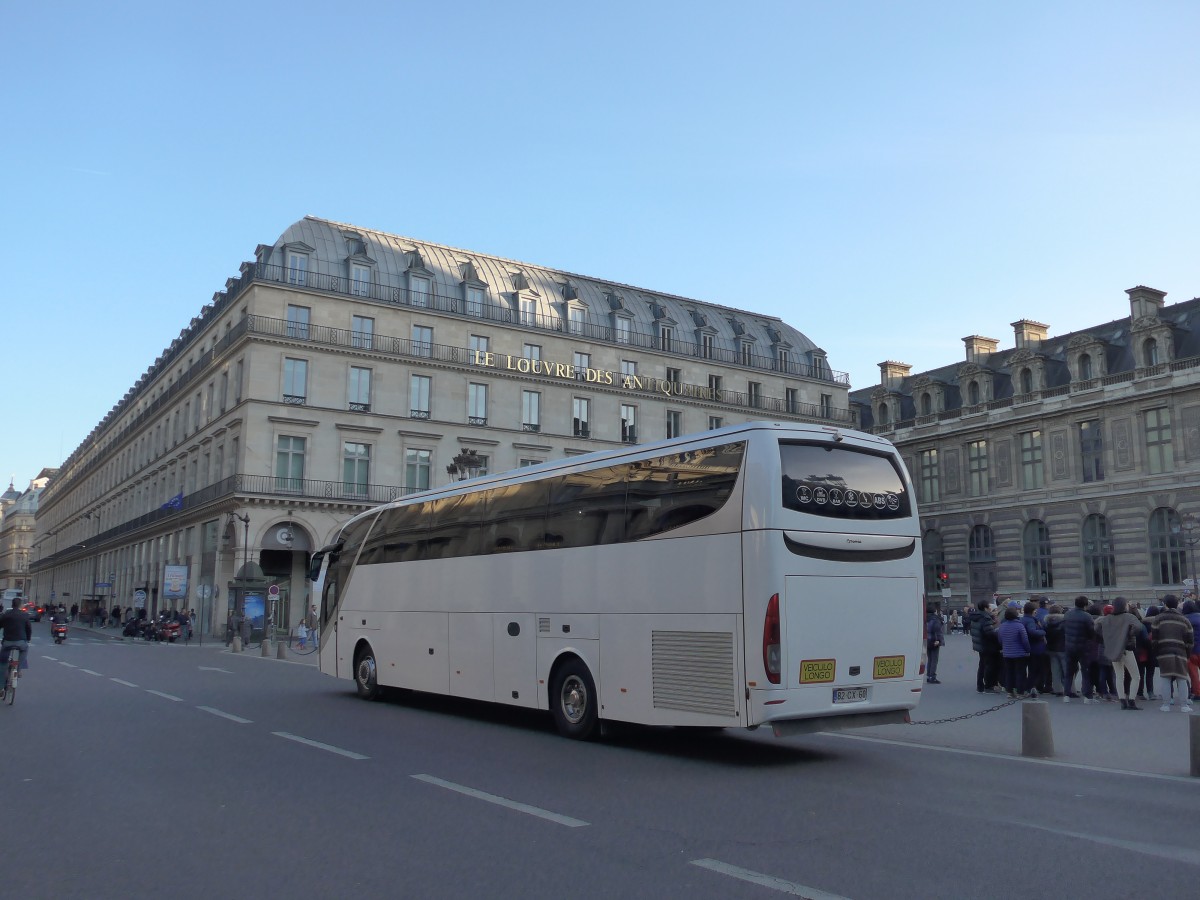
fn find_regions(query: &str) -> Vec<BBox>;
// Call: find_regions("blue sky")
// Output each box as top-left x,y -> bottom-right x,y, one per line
2,1 -> 1198,490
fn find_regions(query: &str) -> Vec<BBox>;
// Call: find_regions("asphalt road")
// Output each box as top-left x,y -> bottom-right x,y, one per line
3,624 -> 1197,900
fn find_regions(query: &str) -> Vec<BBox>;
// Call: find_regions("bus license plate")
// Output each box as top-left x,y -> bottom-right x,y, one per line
834,687 -> 868,703
799,659 -> 835,684
873,655 -> 905,679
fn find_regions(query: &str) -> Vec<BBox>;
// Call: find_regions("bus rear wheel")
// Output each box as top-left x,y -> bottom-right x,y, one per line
551,659 -> 598,740
354,644 -> 381,701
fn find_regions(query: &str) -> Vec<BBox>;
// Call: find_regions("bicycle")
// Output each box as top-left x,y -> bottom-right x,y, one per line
3,650 -> 17,705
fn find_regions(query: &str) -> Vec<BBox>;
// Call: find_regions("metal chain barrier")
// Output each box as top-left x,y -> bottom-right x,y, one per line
908,695 -> 1019,725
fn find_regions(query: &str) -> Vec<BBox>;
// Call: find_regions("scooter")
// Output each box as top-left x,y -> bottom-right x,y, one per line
51,618 -> 68,644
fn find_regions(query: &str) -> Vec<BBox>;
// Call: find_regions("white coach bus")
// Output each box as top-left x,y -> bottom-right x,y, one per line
309,422 -> 924,739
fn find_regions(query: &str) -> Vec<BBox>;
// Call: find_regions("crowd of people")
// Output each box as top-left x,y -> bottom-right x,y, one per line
951,594 -> 1200,711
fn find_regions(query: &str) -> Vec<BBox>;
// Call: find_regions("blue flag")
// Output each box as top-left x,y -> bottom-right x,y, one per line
161,491 -> 184,511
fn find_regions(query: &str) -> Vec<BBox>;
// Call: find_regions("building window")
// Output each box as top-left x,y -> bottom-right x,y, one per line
748,381 -> 763,408
518,458 -> 542,468
1019,368 -> 1034,394
468,383 -> 488,426
1020,430 -> 1043,489
785,388 -> 799,414
466,286 -> 484,317
1080,419 -> 1104,482
615,318 -> 631,345
573,351 -> 590,377
412,325 -> 433,358
820,393 -> 832,418
573,398 -> 590,438
923,529 -> 945,594
919,449 -> 939,503
234,360 -> 243,403
968,524 -> 995,563
1022,520 -> 1054,589
351,264 -> 371,298
708,415 -> 723,430
410,275 -> 430,308
469,335 -> 489,356
1145,407 -> 1173,474
349,367 -> 371,412
520,298 -> 537,326
471,455 -> 490,477
967,440 -> 988,496
621,360 -> 637,378
219,371 -> 228,413
666,409 -> 682,439
275,436 -> 305,492
523,343 -> 541,361
920,393 -> 933,416
1078,353 -> 1092,380
1143,337 -> 1159,367
405,448 -> 431,492
740,342 -> 753,366
708,374 -> 722,395
410,374 -> 431,419
1082,514 -> 1115,589
522,390 -> 541,432
283,358 -> 307,404
621,404 -> 637,443
659,325 -> 674,352
569,307 -> 585,335
286,252 -> 307,286
342,442 -> 370,497
701,334 -> 715,359
286,304 -> 310,340
777,348 -> 789,371
665,367 -> 681,384
351,315 -> 374,350
967,381 -> 980,406
1149,507 -> 1185,585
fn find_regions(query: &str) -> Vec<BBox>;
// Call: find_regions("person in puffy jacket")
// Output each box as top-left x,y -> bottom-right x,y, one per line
925,604 -> 944,684
1021,600 -> 1048,697
1183,599 -> 1200,702
969,600 -> 1001,693
1043,603 -> 1067,695
998,606 -> 1031,698
1063,595 -> 1095,701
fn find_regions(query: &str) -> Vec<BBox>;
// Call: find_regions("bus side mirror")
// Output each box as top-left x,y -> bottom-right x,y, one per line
307,552 -> 325,582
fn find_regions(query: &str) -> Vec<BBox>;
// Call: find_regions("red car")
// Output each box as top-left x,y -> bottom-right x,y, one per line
21,602 -> 44,622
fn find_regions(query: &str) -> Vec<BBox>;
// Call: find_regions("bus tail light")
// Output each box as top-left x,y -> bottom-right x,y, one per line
763,593 -> 781,685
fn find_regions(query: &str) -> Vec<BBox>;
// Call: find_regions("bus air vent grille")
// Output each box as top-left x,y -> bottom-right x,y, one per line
538,617 -> 551,634
651,630 -> 736,717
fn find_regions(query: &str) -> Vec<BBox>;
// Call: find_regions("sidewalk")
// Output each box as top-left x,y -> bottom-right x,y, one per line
62,618 -> 319,664
850,633 -> 1199,779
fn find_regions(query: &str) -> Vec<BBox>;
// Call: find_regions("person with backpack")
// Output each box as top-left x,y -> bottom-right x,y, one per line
925,604 -> 944,684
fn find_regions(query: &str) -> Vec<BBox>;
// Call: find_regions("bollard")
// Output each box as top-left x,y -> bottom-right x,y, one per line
1190,713 -> 1200,778
261,638 -> 272,658
1021,700 -> 1055,758
277,639 -> 288,660
232,635 -> 242,653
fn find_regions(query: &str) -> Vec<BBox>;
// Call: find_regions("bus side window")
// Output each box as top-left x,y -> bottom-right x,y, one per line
545,465 -> 629,550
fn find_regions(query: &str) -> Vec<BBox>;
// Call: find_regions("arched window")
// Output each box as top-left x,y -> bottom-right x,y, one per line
1081,513 -> 1115,588
968,524 -> 995,563
1078,353 -> 1092,381
921,392 -> 933,416
877,404 -> 890,425
923,529 -> 945,592
1148,507 -> 1185,585
1144,337 -> 1159,367
1022,520 -> 1054,589
1020,368 -> 1033,394
968,381 -> 980,406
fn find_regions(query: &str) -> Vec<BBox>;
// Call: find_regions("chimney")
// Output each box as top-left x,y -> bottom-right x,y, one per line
1126,285 -> 1166,320
1012,319 -> 1049,350
962,335 -> 999,363
878,361 -> 911,388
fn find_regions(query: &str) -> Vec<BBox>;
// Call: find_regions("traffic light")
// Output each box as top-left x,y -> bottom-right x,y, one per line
938,571 -> 949,586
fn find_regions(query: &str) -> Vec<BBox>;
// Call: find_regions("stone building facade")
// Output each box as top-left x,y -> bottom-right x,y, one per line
851,286 -> 1200,610
31,216 -> 851,637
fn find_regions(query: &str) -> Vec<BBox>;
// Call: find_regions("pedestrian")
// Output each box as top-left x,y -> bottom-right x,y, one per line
309,603 -> 320,650
1044,603 -> 1068,696
1092,603 -> 1116,701
1063,596 -> 1094,702
998,606 -> 1031,698
70,602 -> 78,622
296,620 -> 309,649
1021,601 -> 1048,697
968,599 -> 1001,693
925,603 -> 943,684
1183,599 -> 1200,703
1094,597 -> 1144,710
1136,606 -> 1158,700
1150,595 -> 1194,713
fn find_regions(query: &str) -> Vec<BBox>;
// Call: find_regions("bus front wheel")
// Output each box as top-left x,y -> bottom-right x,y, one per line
551,659 -> 598,740
354,644 -> 381,701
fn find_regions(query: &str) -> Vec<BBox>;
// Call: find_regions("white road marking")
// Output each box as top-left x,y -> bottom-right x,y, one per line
58,661 -> 78,668
146,690 -> 184,702
272,732 -> 369,760
111,678 -> 138,688
43,655 -> 57,661
411,774 -> 589,828
690,859 -> 852,898
198,666 -> 233,673
828,732 -> 1200,785
197,706 -> 252,724
1000,817 -> 1200,866
81,669 -> 103,676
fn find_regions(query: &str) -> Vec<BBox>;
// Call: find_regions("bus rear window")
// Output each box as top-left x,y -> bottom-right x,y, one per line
779,441 -> 910,520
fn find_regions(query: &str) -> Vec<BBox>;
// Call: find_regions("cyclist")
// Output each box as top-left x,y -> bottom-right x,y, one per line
0,596 -> 33,677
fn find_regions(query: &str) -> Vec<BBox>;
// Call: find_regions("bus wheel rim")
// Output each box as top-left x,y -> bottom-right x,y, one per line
357,655 -> 376,689
561,675 -> 587,724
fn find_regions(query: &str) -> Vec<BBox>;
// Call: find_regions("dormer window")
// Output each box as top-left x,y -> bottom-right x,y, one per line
287,252 -> 308,286
968,381 -> 980,405
615,317 -> 631,345
409,274 -> 431,308
351,263 -> 371,298
466,285 -> 485,317
777,348 -> 790,372
1020,368 -> 1034,394
568,306 -> 586,335
520,297 -> 537,326
1143,337 -> 1159,366
659,324 -> 674,352
702,334 -> 715,359
1079,353 -> 1092,380
740,342 -> 754,366
921,393 -> 933,416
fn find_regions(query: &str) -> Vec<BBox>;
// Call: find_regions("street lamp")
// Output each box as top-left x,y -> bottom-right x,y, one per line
446,449 -> 483,483
1180,512 -> 1199,599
